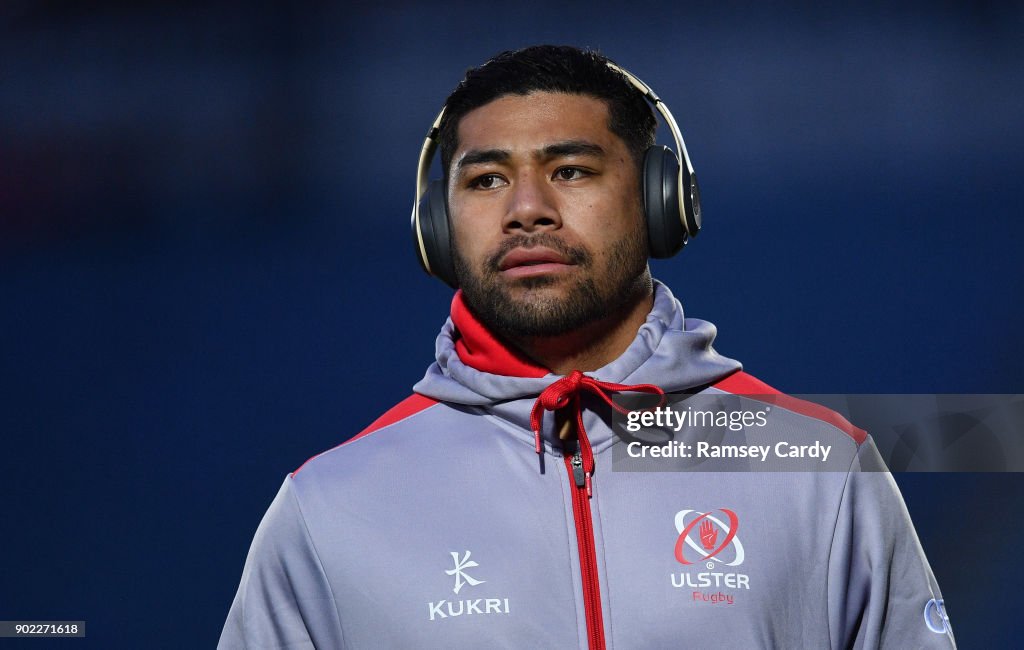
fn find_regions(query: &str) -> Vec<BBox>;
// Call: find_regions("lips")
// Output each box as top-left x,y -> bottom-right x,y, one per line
498,247 -> 572,271
495,246 -> 577,280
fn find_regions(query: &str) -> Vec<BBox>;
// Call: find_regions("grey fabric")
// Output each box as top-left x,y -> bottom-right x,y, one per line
220,282 -> 954,649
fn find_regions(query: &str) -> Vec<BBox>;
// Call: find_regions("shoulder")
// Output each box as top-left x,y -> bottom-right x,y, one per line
292,393 -> 443,476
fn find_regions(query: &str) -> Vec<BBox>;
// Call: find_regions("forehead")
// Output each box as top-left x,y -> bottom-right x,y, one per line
454,92 -> 620,157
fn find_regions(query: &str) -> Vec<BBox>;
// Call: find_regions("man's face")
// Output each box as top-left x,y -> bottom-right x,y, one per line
448,91 -> 650,339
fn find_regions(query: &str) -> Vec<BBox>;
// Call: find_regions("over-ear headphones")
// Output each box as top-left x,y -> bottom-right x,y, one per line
411,61 -> 701,288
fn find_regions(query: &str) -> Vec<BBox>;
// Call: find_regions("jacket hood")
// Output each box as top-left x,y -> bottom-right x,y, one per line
413,280 -> 741,406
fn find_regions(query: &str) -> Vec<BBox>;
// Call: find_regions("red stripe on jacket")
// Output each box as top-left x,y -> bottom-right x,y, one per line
714,371 -> 867,445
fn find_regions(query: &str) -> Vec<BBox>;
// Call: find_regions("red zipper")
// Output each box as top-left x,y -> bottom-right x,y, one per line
530,372 -> 663,649
564,445 -> 606,650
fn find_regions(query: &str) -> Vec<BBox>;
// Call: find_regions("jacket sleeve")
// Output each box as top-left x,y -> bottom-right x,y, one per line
827,436 -> 955,649
219,476 -> 345,649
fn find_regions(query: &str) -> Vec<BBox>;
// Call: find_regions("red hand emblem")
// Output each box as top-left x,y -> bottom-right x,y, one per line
699,519 -> 717,550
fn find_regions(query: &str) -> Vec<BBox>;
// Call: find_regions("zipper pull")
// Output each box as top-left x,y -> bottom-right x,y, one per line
571,449 -> 586,489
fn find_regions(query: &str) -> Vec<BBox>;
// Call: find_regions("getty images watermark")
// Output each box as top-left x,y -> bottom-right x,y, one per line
611,393 -> 1024,472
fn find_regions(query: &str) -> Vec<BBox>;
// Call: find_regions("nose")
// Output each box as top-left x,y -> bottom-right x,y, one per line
503,170 -> 561,233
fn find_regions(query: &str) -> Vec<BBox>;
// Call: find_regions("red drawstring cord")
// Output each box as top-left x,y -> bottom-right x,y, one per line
530,370 -> 666,465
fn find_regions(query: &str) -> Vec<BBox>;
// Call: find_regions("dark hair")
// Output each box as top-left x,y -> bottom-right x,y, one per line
437,45 -> 657,182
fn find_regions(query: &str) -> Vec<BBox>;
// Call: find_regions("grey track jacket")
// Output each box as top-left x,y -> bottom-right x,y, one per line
220,281 -> 955,649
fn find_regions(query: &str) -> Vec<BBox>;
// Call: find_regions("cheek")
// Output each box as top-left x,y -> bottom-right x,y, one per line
450,217 -> 491,262
449,193 -> 498,251
585,194 -> 642,237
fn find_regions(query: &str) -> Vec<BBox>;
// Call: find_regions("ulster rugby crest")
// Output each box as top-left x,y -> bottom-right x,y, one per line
670,508 -> 750,605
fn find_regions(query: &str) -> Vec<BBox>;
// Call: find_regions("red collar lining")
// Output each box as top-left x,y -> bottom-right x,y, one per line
451,291 -> 549,378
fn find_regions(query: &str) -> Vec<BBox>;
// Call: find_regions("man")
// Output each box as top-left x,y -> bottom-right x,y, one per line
221,46 -> 954,649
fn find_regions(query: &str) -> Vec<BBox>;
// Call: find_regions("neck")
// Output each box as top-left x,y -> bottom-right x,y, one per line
509,279 -> 654,375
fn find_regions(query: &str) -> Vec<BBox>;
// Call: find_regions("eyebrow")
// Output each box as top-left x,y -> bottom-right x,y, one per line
541,140 -> 605,159
456,149 -> 510,173
455,140 -> 606,175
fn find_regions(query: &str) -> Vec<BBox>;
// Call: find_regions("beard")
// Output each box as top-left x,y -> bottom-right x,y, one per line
452,228 -> 650,339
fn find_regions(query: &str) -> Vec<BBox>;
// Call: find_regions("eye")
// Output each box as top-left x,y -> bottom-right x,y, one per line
554,167 -> 589,181
470,174 -> 508,190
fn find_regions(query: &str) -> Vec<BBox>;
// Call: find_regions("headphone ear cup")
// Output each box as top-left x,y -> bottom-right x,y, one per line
643,145 -> 687,259
414,180 -> 459,288
683,168 -> 701,239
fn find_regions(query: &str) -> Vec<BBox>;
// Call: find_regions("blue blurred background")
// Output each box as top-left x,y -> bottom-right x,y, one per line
2,1 -> 1021,646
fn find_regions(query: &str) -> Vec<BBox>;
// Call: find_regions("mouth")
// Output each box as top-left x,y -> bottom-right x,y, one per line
497,246 -> 576,278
